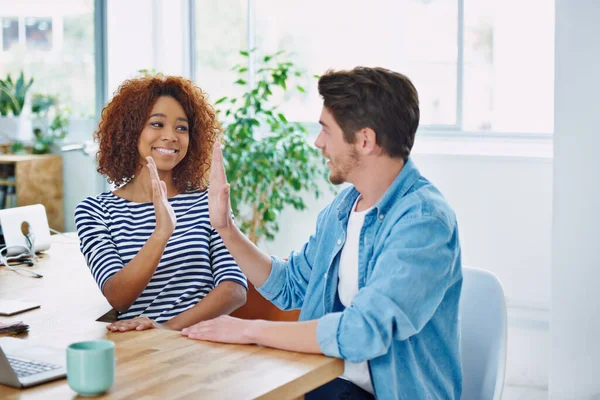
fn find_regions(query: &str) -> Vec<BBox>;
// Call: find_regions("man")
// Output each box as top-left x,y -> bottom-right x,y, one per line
182,67 -> 463,399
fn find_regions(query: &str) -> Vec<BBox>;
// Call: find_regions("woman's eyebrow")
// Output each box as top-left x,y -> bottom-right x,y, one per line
149,113 -> 188,123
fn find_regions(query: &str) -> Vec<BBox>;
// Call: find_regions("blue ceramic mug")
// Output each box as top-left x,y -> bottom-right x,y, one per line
66,340 -> 115,396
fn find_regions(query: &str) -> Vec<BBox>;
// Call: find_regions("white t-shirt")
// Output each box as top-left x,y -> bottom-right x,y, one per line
337,197 -> 374,394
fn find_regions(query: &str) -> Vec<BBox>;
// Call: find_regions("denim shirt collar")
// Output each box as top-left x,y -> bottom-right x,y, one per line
336,157 -> 421,221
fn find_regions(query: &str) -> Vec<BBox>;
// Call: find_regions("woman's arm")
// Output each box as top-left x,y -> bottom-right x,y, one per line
104,157 -> 177,312
107,281 -> 246,332
163,281 -> 246,330
102,232 -> 169,312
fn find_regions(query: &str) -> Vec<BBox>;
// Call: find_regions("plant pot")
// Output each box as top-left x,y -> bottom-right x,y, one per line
0,116 -> 33,143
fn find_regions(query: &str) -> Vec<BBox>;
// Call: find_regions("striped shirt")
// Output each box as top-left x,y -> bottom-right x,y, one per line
74,190 -> 247,322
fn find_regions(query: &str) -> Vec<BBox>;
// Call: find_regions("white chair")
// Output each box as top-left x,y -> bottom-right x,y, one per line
459,266 -> 507,400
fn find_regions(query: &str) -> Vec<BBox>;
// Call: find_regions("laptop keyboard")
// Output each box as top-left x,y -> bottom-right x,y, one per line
7,356 -> 62,378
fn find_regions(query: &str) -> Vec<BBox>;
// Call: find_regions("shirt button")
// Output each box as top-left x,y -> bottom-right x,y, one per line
337,239 -> 342,245
379,214 -> 385,221
324,273 -> 328,278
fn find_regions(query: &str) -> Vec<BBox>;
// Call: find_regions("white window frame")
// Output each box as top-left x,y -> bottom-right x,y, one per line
0,15 -> 61,54
191,0 -> 554,157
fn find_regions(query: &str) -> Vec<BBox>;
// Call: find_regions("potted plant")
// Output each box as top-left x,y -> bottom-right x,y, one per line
8,93 -> 70,155
32,107 -> 70,154
215,50 -> 331,245
0,71 -> 34,142
31,95 -> 70,154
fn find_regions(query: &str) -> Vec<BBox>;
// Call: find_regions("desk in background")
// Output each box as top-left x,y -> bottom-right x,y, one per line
0,234 -> 343,399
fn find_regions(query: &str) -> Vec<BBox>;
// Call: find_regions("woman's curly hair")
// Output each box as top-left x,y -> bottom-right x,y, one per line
95,75 -> 222,192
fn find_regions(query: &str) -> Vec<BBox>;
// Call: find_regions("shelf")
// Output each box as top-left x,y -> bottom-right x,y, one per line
0,154 -> 59,163
0,154 -> 64,230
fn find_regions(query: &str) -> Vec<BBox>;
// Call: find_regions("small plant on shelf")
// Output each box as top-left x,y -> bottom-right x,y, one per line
0,71 -> 34,117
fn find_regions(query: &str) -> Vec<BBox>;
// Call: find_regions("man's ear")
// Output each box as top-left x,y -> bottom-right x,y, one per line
357,127 -> 378,155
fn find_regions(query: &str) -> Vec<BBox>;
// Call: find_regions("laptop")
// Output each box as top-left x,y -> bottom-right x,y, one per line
0,299 -> 41,316
0,337 -> 65,388
0,204 -> 51,256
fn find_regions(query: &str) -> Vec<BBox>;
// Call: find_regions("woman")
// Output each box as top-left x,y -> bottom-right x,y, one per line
74,75 -> 247,332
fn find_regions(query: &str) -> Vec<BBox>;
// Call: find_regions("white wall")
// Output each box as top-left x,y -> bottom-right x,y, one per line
550,0 -> 600,398
62,119 -> 101,232
106,0 -> 191,97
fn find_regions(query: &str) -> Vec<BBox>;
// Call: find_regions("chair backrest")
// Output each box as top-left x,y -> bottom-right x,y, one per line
459,267 -> 507,400
230,283 -> 300,322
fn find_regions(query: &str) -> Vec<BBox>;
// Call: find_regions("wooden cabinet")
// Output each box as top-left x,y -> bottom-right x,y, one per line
0,154 -> 64,231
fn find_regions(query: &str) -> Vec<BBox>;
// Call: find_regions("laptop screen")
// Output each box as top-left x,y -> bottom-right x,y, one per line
0,204 -> 51,256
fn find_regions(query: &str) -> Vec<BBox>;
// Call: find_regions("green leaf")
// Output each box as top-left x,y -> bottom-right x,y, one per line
263,209 -> 276,222
234,79 -> 247,86
240,50 -> 249,56
296,85 -> 305,93
215,96 -> 228,105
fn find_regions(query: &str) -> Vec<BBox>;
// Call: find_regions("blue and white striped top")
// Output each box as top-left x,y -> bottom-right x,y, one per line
74,190 -> 247,322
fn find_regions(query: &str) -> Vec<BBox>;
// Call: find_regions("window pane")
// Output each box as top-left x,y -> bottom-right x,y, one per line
61,9 -> 96,117
463,0 -> 555,133
0,1 -> 96,118
194,0 -> 248,104
25,17 -> 52,51
2,18 -> 19,51
254,0 -> 458,125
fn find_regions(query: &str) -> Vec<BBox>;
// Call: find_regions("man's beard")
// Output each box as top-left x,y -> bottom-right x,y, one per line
328,148 -> 360,185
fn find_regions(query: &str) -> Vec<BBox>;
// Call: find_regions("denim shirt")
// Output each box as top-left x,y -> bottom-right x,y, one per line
257,158 -> 463,399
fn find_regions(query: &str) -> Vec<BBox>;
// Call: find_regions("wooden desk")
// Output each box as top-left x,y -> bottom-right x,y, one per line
0,235 -> 343,399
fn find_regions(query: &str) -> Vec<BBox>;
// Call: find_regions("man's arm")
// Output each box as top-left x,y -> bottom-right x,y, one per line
209,143 -> 321,311
208,142 -> 272,287
216,224 -> 272,287
182,315 -> 322,354
184,215 -> 461,362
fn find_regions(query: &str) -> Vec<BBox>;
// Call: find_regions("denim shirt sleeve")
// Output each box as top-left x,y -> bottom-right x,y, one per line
256,207 -> 328,310
317,215 -> 460,362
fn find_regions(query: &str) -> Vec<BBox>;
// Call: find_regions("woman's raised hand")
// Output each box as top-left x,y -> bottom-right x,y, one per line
146,156 -> 176,241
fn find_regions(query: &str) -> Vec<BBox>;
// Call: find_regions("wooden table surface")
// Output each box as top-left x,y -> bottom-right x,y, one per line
0,234 -> 343,399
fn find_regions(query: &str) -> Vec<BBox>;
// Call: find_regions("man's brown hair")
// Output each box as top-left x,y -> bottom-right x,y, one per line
318,67 -> 420,160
